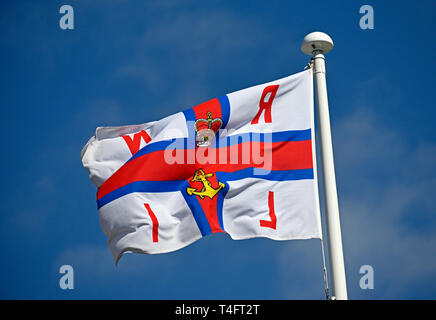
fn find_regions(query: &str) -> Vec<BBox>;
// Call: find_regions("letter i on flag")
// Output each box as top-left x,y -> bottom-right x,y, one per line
81,69 -> 322,264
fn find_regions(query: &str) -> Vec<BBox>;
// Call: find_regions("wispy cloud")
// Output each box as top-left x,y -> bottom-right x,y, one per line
329,107 -> 436,298
114,7 -> 300,114
274,100 -> 436,299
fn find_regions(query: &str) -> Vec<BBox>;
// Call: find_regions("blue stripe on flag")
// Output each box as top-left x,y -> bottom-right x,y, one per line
223,130 -> 311,146
218,95 -> 230,129
180,183 -> 212,237
216,168 -> 314,181
97,180 -> 185,209
182,108 -> 196,123
215,174 -> 229,232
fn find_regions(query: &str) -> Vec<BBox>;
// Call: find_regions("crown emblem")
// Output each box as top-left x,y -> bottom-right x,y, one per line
194,111 -> 222,147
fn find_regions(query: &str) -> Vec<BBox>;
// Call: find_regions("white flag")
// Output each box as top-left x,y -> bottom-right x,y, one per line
82,69 -> 322,264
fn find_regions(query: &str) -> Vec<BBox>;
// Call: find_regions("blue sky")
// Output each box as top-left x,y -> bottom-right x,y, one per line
1,0 -> 435,299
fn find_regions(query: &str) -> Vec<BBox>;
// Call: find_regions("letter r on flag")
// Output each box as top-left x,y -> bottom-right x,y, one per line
251,85 -> 280,124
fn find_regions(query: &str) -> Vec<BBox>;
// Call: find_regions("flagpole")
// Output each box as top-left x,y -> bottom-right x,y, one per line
301,32 -> 348,300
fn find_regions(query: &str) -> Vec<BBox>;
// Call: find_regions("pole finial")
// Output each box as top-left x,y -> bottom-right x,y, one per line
301,32 -> 334,56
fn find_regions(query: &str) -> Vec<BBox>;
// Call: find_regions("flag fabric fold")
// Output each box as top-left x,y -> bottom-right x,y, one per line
81,68 -> 322,264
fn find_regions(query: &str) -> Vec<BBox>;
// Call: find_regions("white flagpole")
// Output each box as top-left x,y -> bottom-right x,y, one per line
301,32 -> 348,300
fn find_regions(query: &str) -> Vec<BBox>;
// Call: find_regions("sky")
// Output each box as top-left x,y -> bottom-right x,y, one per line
1,0 -> 435,299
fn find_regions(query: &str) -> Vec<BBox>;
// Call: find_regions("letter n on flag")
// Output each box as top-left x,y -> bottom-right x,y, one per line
81,69 -> 322,264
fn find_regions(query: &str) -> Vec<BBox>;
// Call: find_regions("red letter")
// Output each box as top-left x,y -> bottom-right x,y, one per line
122,130 -> 152,155
260,191 -> 277,230
251,85 -> 279,124
144,203 -> 159,242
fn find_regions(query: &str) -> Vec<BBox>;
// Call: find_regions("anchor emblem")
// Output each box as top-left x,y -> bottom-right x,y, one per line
186,169 -> 225,199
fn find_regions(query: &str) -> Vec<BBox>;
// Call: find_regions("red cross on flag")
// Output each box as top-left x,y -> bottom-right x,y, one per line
81,69 -> 322,264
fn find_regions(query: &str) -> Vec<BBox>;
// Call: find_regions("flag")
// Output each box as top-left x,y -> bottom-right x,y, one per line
81,68 -> 322,264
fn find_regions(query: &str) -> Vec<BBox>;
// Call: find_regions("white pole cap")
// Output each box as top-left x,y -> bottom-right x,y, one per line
301,32 -> 334,55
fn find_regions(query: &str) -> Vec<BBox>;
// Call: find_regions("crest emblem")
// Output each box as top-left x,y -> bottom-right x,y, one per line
186,169 -> 225,199
194,111 -> 222,147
